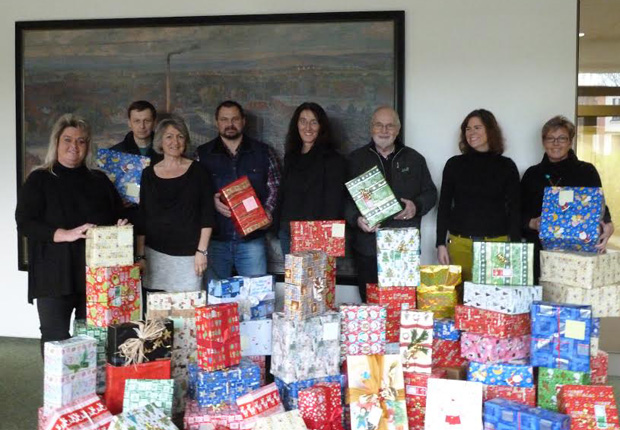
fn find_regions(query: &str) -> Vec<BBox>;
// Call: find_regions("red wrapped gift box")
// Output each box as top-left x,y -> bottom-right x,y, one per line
104,359 -> 171,415
196,303 -> 241,371
183,400 -> 250,430
38,394 -> 113,430
290,220 -> 346,257
432,338 -> 468,368
298,381 -> 344,430
86,265 -> 141,327
220,176 -> 270,237
558,385 -> 620,430
367,283 -> 417,343
482,384 -> 536,407
591,350 -> 609,385
403,369 -> 447,430
236,383 -> 284,425
246,355 -> 267,385
454,305 -> 530,338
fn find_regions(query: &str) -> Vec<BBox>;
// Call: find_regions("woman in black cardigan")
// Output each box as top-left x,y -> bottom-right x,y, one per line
521,115 -> 614,280
16,114 -> 126,352
275,102 -> 347,255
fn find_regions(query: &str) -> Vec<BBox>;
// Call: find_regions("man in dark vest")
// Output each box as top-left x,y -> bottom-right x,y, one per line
196,100 -> 281,278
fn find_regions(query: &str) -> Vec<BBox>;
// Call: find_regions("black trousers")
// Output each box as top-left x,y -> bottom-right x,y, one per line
353,251 -> 378,302
36,294 -> 86,356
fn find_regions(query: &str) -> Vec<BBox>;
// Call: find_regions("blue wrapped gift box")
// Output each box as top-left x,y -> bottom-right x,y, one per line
95,148 -> 150,205
208,277 -> 244,298
540,186 -> 604,253
530,301 -> 592,373
484,398 -> 570,430
188,358 -> 260,407
433,318 -> 461,341
468,361 -> 534,387
274,374 -> 345,410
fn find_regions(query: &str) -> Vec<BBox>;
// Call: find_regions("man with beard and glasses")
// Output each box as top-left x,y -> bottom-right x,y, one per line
196,100 -> 281,279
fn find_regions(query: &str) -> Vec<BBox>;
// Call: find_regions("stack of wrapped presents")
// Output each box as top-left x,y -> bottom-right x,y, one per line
34,177 -> 620,429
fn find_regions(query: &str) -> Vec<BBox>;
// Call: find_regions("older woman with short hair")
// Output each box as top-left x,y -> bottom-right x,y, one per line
136,115 -> 215,292
16,113 -> 126,351
521,115 -> 614,280
436,109 -> 521,281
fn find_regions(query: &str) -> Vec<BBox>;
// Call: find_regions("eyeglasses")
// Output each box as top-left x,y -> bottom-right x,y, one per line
372,122 -> 398,132
544,136 -> 570,144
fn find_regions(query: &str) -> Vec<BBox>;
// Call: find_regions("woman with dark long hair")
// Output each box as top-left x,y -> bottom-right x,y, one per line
436,108 -> 521,281
275,102 -> 347,255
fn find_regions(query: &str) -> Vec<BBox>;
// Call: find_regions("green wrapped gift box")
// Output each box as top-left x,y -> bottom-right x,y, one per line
345,165 -> 401,227
537,367 -> 590,411
472,242 -> 534,286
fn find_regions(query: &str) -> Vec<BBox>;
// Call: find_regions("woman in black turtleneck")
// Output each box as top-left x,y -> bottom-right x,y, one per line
275,102 -> 346,255
436,109 -> 521,281
16,114 -> 125,353
521,115 -> 614,280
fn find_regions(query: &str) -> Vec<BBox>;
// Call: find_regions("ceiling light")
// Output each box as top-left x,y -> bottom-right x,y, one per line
579,32 -> 585,37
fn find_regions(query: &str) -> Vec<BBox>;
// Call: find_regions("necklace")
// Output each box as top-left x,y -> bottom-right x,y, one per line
545,174 -> 562,186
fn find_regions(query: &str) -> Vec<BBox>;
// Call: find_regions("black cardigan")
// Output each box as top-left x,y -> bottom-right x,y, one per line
15,163 -> 124,303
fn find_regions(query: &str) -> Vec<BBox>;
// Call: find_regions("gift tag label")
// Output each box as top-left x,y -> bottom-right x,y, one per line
565,320 -> 586,340
125,183 -> 140,198
242,196 -> 258,212
492,268 -> 513,278
559,189 -> 574,206
331,223 -> 345,238
117,227 -> 133,245
323,322 -> 339,340
595,404 -> 608,428
367,405 -> 383,428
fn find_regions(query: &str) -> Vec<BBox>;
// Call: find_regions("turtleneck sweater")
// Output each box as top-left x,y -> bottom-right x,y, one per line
520,149 -> 611,243
436,150 -> 521,247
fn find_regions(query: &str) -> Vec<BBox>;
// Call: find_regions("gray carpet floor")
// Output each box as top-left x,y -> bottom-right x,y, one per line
1,336 -> 619,429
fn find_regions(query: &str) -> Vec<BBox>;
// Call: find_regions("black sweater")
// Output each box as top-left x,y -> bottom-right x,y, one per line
138,161 -> 216,256
520,149 -> 611,243
275,144 -> 347,233
15,163 -> 124,303
436,151 -> 521,247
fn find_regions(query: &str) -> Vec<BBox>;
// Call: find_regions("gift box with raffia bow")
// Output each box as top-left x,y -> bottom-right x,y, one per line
346,354 -> 408,430
107,319 -> 173,366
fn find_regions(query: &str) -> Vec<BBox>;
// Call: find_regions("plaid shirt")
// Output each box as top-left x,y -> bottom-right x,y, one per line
264,146 -> 281,214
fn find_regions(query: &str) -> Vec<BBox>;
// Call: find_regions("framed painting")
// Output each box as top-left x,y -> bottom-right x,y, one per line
16,11 -> 405,271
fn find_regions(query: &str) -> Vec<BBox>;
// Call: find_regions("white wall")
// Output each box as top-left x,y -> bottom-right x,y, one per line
0,0 -> 577,338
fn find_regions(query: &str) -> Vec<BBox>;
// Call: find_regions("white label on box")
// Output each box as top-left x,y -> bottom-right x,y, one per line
240,336 -> 249,350
117,228 -> 132,245
367,406 -> 383,428
331,223 -> 345,238
559,189 -> 574,206
565,320 -> 586,340
125,183 -> 140,198
242,196 -> 258,212
594,404 -> 608,428
323,322 -> 339,340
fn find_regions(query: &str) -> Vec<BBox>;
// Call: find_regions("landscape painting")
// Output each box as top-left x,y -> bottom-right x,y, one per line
16,11 -> 404,270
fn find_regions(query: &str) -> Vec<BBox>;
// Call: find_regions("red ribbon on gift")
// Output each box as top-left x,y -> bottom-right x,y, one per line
318,405 -> 344,430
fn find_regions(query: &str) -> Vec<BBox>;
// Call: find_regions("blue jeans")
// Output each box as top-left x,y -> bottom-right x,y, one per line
279,229 -> 291,256
207,237 -> 267,280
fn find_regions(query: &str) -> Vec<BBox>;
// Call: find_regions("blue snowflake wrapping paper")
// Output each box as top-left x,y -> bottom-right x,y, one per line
433,318 -> 461,341
95,148 -> 150,205
540,186 -> 604,253
274,374 -> 345,410
530,301 -> 592,373
188,358 -> 261,408
483,398 -> 570,430
467,361 -> 534,387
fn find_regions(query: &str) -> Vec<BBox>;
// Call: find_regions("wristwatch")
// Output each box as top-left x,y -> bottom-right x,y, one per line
197,248 -> 208,256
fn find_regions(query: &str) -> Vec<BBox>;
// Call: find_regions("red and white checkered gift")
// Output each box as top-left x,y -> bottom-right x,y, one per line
298,382 -> 344,430
236,383 -> 285,424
